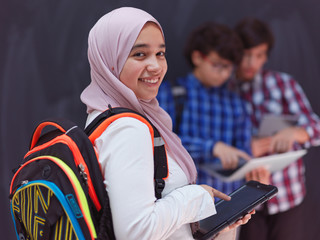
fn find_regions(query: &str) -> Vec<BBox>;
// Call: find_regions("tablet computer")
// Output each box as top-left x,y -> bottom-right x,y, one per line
199,149 -> 307,182
193,181 -> 278,240
258,114 -> 298,137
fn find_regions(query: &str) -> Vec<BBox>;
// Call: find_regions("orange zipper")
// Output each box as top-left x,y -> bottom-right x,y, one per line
24,135 -> 101,211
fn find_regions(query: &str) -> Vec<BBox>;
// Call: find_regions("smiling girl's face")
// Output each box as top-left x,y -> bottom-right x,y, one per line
119,22 -> 167,100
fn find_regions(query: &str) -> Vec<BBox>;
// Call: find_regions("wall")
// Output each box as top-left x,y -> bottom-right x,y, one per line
1,0 -> 319,239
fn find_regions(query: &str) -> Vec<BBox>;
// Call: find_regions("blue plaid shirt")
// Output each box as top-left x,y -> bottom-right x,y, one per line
176,73 -> 252,195
157,80 -> 176,125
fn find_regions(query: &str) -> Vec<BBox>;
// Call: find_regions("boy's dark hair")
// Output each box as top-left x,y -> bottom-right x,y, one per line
235,17 -> 274,54
184,22 -> 244,69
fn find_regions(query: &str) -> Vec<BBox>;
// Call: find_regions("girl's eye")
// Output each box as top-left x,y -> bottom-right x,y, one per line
133,52 -> 145,57
157,51 -> 166,57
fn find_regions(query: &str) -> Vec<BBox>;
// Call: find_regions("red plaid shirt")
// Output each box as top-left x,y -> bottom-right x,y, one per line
230,69 -> 320,214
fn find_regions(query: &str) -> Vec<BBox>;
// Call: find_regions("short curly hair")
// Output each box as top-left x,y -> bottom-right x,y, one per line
184,22 -> 244,69
235,17 -> 274,55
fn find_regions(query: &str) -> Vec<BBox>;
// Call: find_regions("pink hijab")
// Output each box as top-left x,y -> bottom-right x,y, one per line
81,7 -> 197,183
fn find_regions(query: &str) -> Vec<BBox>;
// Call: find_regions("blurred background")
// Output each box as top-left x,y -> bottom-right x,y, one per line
1,0 -> 320,239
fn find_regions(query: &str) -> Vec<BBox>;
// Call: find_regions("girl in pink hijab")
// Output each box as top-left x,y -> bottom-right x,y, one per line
81,7 -> 251,240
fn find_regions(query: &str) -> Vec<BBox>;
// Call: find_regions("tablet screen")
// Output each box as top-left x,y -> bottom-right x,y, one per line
193,181 -> 278,240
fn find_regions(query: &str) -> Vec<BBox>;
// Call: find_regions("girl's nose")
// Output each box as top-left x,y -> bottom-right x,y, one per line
147,57 -> 162,73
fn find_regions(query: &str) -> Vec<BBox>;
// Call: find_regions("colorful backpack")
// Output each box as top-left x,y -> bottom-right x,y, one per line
9,106 -> 168,240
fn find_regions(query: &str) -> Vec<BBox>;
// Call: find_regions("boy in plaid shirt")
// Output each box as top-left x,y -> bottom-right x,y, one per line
230,18 -> 320,240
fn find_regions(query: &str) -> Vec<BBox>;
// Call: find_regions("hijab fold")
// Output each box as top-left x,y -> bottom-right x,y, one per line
81,7 -> 197,183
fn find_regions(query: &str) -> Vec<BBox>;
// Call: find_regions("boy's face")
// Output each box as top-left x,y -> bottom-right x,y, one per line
237,43 -> 268,82
192,51 -> 234,87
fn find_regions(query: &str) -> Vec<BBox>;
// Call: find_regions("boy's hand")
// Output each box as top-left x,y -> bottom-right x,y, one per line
213,142 -> 251,169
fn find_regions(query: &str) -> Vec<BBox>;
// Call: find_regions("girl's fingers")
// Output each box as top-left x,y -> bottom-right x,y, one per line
212,188 -> 231,201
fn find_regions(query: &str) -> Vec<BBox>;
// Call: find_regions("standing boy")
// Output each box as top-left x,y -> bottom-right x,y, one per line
172,22 -> 252,195
231,18 -> 320,240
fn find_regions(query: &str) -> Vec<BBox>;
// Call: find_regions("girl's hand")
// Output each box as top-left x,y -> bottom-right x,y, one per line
200,185 -> 231,202
220,210 -> 255,233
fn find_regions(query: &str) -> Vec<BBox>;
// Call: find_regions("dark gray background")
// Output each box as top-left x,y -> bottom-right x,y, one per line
1,0 -> 320,239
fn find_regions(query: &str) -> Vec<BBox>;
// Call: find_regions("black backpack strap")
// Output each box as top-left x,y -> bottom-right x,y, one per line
171,84 -> 187,134
152,126 -> 167,199
85,105 -> 168,199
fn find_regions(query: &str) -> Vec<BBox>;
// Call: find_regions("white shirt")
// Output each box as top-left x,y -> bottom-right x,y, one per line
86,111 -> 216,240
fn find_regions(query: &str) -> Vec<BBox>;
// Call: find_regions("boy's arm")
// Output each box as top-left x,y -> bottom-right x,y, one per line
269,75 -> 320,152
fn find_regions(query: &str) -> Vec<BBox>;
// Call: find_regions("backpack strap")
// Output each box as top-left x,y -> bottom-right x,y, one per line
171,84 -> 187,134
29,118 -> 77,150
85,105 -> 168,199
